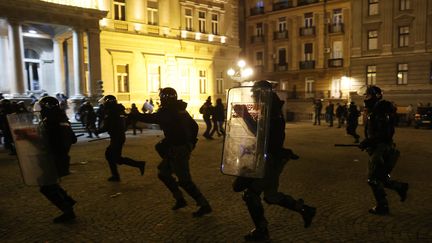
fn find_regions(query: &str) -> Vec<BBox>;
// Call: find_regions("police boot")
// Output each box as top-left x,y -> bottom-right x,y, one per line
278,196 -> 316,228
121,157 -> 146,176
244,227 -> 270,242
40,185 -> 76,223
369,204 -> 389,215
179,181 -> 212,217
397,183 -> 409,202
158,173 -> 187,210
368,181 -> 389,215
171,198 -> 187,210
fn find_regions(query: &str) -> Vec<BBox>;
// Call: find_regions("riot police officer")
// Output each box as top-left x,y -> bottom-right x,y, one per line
36,96 -> 78,223
232,80 -> 316,241
133,87 -> 212,217
99,95 -> 146,182
359,85 -> 409,215
0,99 -> 16,155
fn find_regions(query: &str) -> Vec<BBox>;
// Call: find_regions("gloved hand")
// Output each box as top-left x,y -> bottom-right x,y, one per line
358,139 -> 370,150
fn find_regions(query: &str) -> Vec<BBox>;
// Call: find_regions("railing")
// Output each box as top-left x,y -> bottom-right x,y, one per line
274,30 -> 288,40
273,1 -> 293,11
328,23 -> 344,34
299,26 -> 315,36
250,7 -> 264,16
328,58 -> 344,68
297,0 -> 319,6
251,35 -> 265,43
300,60 -> 315,69
274,63 -> 288,71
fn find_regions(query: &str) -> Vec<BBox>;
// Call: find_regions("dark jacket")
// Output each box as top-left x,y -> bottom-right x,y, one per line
101,103 -> 127,138
365,100 -> 396,144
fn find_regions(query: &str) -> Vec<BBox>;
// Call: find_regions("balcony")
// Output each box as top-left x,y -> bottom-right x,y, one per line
300,60 -> 315,69
250,7 -> 264,16
299,26 -> 315,36
251,35 -> 265,44
298,0 -> 319,6
273,1 -> 293,11
328,23 -> 344,34
328,58 -> 344,68
274,30 -> 288,40
274,63 -> 288,72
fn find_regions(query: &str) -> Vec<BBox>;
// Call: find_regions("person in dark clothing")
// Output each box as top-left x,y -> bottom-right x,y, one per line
210,98 -> 225,137
313,99 -> 322,125
98,95 -> 146,182
359,85 -> 409,215
232,81 -> 316,241
133,87 -> 212,217
200,97 -> 213,139
325,101 -> 334,127
129,103 -> 142,135
0,99 -> 16,155
35,96 -> 78,223
346,102 -> 361,143
80,101 -> 98,138
336,103 -> 348,128
96,103 -> 105,131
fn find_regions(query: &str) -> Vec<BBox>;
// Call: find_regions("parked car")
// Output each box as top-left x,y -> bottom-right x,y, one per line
414,107 -> 432,129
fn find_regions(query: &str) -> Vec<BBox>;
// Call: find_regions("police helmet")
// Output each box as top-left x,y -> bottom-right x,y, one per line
364,85 -> 382,99
38,96 -> 60,111
253,80 -> 272,89
99,95 -> 117,104
0,99 -> 11,105
159,87 -> 177,106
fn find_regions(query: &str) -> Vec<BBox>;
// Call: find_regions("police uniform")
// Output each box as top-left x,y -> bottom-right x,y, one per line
135,87 -> 212,217
360,85 -> 409,215
232,81 -> 316,241
100,95 -> 145,181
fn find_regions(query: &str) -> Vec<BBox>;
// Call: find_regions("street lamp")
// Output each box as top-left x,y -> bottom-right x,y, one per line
227,59 -> 254,84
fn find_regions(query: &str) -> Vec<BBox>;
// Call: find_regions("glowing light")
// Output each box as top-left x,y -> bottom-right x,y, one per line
100,18 -> 107,27
242,67 -> 253,78
181,30 -> 187,38
341,76 -> 351,90
134,23 -> 141,32
221,36 -> 226,43
195,32 -> 201,40
40,0 -> 101,9
28,30 -> 37,34
208,34 -> 214,42
237,60 -> 246,68
227,68 -> 235,76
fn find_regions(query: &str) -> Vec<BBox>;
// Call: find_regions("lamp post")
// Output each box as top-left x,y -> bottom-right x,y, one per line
227,60 -> 254,85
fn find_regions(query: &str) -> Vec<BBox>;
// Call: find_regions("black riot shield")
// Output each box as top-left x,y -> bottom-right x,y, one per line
7,113 -> 59,186
221,86 -> 272,178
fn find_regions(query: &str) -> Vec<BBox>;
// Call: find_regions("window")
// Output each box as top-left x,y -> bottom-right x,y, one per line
366,65 -> 376,85
368,30 -> 378,50
278,48 -> 286,64
198,11 -> 206,33
305,78 -> 314,97
114,0 -> 126,21
211,14 -> 219,35
397,64 -> 408,84
148,65 -> 160,93
147,0 -> 159,25
256,23 -> 263,36
368,0 -> 379,16
199,70 -> 207,94
332,41 -> 343,59
278,17 -> 287,32
256,0 -> 264,8
333,9 -> 343,24
216,78 -> 223,94
116,64 -> 129,93
304,12 -> 313,27
304,43 -> 313,61
185,8 -> 193,31
399,26 -> 409,47
400,0 -> 410,10
256,51 -> 263,66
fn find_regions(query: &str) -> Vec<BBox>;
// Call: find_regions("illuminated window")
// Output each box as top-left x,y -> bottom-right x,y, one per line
116,64 -> 129,93
148,65 -> 161,93
211,14 -> 218,35
199,70 -> 207,94
333,9 -> 343,24
278,17 -> 286,32
305,77 -> 314,95
304,43 -> 313,61
399,26 -> 409,47
368,0 -> 379,16
397,63 -> 408,85
304,12 -> 313,27
185,8 -> 193,31
256,51 -> 263,66
366,65 -> 376,85
400,0 -> 410,10
256,0 -> 264,8
368,30 -> 378,50
147,0 -> 158,25
216,78 -> 223,94
113,0 -> 126,21
256,23 -> 263,36
198,11 -> 206,33
179,67 -> 190,94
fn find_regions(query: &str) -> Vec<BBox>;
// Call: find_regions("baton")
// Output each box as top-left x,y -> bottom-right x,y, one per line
75,133 -> 85,138
334,144 -> 360,147
88,137 -> 110,142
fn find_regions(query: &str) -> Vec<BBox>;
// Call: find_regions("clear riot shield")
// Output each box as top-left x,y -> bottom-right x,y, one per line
221,86 -> 272,178
7,113 -> 59,186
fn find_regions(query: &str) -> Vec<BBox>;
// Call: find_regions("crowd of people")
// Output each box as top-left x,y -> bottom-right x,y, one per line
0,83 -> 410,241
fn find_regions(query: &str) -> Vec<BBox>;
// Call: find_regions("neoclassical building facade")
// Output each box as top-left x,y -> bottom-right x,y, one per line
0,0 -> 241,116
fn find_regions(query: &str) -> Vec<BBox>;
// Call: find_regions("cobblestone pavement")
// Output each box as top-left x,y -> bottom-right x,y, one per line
0,122 -> 431,242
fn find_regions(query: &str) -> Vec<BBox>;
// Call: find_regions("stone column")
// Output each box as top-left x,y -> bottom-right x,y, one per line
87,28 -> 102,97
72,29 -> 85,98
53,37 -> 66,94
8,20 -> 25,96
